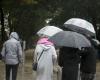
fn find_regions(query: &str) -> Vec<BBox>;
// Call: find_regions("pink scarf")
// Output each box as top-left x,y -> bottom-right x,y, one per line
37,38 -> 53,45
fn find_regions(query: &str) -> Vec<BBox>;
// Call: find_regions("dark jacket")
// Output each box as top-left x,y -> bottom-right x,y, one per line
80,45 -> 97,74
58,47 -> 80,67
80,36 -> 97,74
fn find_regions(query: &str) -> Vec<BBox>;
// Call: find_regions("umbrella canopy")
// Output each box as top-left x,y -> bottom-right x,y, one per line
64,18 -> 96,37
48,31 -> 91,49
37,26 -> 63,37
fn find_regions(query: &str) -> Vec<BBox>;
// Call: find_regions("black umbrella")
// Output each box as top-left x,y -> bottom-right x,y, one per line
49,31 -> 91,49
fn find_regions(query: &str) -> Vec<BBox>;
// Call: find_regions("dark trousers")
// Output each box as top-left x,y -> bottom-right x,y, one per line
62,65 -> 78,80
6,64 -> 19,80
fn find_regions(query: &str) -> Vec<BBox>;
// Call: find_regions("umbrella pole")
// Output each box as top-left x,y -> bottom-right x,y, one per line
10,69 -> 12,80
77,63 -> 81,80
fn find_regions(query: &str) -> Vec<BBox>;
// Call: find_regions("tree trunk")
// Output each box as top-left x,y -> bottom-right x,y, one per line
0,8 -> 7,43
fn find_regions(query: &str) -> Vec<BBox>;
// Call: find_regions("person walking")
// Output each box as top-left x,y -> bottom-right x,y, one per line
62,18 -> 98,80
1,32 -> 23,80
33,37 -> 57,80
80,37 -> 98,80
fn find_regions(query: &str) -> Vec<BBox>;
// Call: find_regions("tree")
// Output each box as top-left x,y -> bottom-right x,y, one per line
1,0 -> 100,48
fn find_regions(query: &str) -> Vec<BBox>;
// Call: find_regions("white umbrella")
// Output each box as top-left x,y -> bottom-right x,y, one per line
37,26 -> 63,37
64,18 -> 96,37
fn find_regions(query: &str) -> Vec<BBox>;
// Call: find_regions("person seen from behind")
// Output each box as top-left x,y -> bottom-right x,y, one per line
80,36 -> 98,80
1,32 -> 23,80
33,35 -> 57,80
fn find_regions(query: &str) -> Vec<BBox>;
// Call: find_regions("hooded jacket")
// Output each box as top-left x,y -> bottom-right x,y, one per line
34,38 -> 57,80
1,32 -> 23,65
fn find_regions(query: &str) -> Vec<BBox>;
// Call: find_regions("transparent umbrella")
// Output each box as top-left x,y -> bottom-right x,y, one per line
37,26 -> 63,37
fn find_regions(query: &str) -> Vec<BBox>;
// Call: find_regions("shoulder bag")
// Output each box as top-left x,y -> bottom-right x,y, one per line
33,49 -> 44,71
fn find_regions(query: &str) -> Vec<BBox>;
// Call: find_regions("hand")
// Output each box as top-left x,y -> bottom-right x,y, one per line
53,67 -> 58,73
53,65 -> 62,73
53,65 -> 60,73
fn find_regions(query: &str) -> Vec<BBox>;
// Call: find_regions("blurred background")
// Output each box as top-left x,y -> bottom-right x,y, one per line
0,1 -> 100,80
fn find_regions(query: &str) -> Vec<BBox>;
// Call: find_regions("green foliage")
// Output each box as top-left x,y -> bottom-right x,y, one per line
1,0 -> 100,48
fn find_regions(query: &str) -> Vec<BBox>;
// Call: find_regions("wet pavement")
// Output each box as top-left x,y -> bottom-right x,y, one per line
0,50 -> 100,80
0,50 -> 58,80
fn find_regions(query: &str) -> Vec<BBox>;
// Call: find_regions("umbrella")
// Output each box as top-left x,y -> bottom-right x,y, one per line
64,18 -> 96,37
48,31 -> 91,49
37,26 -> 63,37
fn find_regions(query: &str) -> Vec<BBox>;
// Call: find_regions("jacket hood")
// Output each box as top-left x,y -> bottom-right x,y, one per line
39,44 -> 53,50
37,38 -> 54,50
10,32 -> 19,40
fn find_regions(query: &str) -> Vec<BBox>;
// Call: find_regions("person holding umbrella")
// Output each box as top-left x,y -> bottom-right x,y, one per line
33,26 -> 62,80
49,31 -> 92,80
63,18 -> 98,80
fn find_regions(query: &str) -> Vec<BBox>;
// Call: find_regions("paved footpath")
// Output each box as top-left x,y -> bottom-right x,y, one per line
1,49 -> 100,80
0,59 -> 100,80
96,61 -> 100,80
